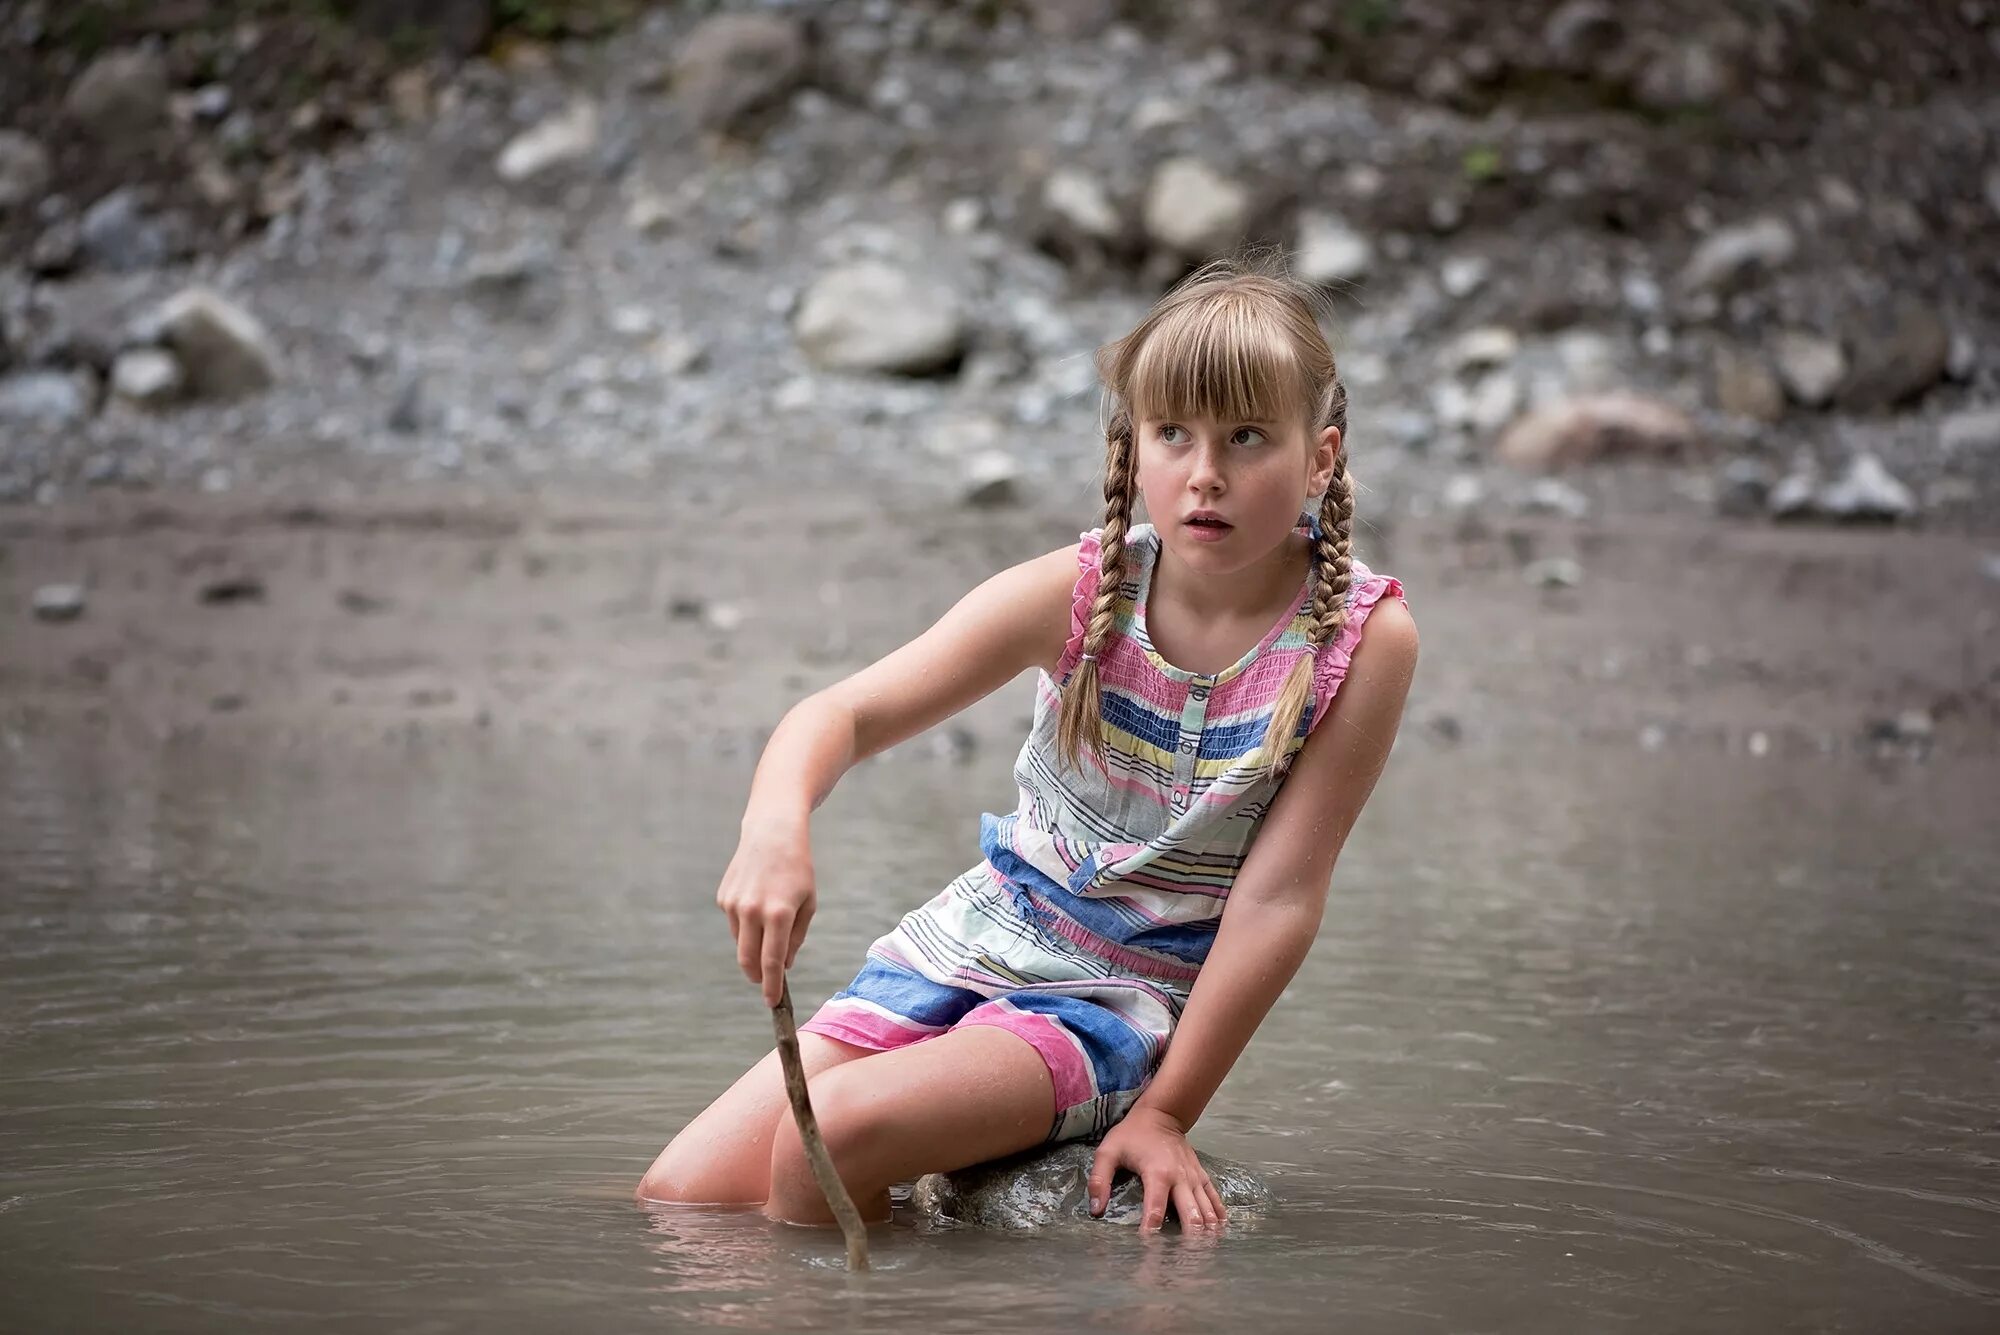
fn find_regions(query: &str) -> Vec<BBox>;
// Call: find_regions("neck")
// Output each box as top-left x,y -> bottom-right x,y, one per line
1150,528 -> 1310,622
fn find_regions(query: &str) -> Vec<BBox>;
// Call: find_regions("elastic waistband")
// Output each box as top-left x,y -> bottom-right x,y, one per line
981,861 -> 1203,984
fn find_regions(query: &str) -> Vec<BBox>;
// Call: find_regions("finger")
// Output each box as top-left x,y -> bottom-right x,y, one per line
785,902 -> 814,969
1171,1180 -> 1202,1231
1086,1148 -> 1117,1216
1141,1177 -> 1167,1233
1206,1178 -> 1227,1224
759,910 -> 795,1006
736,917 -> 764,988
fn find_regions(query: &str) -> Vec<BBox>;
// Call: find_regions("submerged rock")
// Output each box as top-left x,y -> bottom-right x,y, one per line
911,1140 -> 1271,1231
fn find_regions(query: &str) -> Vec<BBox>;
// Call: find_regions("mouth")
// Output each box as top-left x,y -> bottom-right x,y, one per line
1185,516 -> 1233,530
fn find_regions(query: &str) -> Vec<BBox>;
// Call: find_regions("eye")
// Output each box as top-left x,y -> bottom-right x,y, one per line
1231,427 -> 1268,446
1158,424 -> 1188,445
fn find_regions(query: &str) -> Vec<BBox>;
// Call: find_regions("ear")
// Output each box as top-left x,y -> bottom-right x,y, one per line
1308,425 -> 1342,495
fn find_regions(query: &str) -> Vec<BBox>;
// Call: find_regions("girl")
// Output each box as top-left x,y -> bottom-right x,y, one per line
636,258 -> 1418,1233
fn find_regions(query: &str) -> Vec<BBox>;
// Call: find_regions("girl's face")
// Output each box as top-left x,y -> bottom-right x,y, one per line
1133,408 -> 1340,573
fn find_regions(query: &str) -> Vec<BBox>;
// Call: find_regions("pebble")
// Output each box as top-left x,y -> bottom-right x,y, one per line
1771,330 -> 1848,408
1814,453 -> 1913,520
1440,254 -> 1490,299
32,584 -> 87,623
110,348 -> 185,407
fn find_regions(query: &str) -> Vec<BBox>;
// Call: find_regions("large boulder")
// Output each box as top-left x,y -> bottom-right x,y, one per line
793,262 -> 964,375
911,1140 -> 1271,1231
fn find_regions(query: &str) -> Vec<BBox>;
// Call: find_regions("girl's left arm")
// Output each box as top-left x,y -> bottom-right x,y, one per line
1087,597 -> 1418,1231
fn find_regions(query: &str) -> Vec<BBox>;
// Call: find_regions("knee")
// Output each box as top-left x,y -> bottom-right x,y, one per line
635,1130 -> 754,1206
767,1067 -> 890,1198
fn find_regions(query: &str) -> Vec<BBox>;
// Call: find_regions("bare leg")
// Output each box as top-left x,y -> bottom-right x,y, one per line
765,1025 -> 1055,1225
635,1032 -> 873,1205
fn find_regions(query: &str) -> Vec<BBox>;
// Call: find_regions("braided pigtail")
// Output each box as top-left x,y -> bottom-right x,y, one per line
1056,414 -> 1137,773
1254,456 -> 1355,781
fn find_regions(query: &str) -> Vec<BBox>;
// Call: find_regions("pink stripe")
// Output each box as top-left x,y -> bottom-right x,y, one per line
800,1003 -> 939,1052
960,1004 -> 1095,1114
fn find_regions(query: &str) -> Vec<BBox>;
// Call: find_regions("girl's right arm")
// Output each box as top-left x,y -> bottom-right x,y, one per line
720,541 -> 1082,1004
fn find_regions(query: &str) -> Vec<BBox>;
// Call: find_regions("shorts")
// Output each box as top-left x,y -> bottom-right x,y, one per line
792,867 -> 1184,1151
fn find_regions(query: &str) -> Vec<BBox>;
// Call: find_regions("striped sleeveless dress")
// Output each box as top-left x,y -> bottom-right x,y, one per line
800,517 -> 1408,1143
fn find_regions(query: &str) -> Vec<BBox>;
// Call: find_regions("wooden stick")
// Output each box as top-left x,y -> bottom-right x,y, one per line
771,977 -> 870,1270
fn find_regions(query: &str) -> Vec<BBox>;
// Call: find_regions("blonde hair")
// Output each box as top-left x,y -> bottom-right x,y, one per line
1056,255 -> 1354,784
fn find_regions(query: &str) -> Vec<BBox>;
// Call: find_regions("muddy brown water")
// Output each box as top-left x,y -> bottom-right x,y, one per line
2,717 -> 1996,1333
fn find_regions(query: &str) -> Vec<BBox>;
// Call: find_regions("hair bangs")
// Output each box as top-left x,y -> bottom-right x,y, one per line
1124,293 -> 1313,429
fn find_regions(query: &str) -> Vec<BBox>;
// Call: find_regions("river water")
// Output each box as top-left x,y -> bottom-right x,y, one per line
2,717 -> 1995,1333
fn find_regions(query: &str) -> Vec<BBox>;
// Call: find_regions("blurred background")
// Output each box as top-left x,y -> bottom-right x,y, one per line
2,3 -> 1998,1332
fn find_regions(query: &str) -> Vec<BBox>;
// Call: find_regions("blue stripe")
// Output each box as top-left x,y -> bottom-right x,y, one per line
980,818 -> 1219,965
1000,992 -> 1154,1094
1099,690 -> 1183,751
833,958 -> 984,1027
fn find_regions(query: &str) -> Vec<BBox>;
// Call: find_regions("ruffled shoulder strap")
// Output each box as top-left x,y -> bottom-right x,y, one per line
1053,528 -> 1105,684
1306,561 -> 1408,732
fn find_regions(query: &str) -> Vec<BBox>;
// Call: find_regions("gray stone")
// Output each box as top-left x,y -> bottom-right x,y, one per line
961,450 -> 1022,508
0,130 -> 51,210
1143,158 -> 1250,257
0,368 -> 95,426
1939,407 -> 2000,454
64,47 -> 170,140
153,288 -> 281,399
1295,212 -> 1373,286
28,218 -> 80,275
496,100 -> 600,183
1818,453 -> 1915,521
1042,167 -> 1123,244
673,13 -> 809,134
32,584 -> 87,623
79,188 -> 174,271
911,1140 -> 1271,1231
110,348 -> 185,407
1768,453 -> 1820,518
1678,217 -> 1796,294
1770,330 -> 1847,407
793,262 -> 965,375
1837,305 -> 1949,410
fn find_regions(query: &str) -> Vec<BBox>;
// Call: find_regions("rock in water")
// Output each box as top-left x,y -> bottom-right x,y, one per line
911,1140 -> 1271,1230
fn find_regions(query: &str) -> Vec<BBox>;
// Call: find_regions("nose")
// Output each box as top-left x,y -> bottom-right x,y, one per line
1187,440 -> 1226,494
